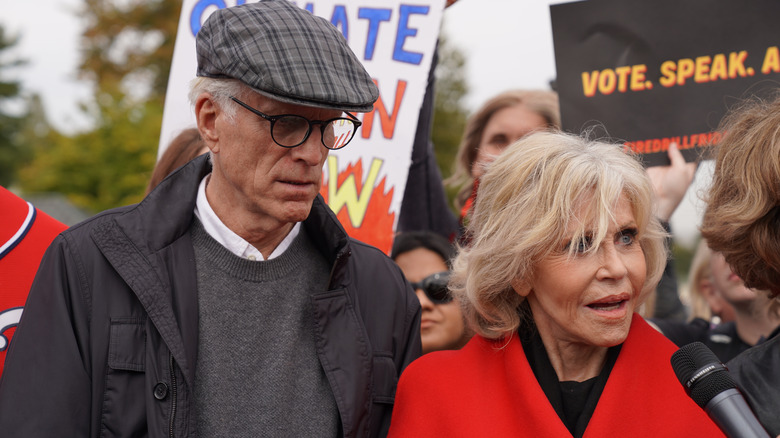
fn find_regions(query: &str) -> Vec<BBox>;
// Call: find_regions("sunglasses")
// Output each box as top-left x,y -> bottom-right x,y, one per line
409,271 -> 452,304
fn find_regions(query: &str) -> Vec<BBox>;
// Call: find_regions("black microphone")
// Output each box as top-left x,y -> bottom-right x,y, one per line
670,342 -> 770,438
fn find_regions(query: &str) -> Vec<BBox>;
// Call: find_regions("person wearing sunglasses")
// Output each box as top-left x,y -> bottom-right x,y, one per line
0,2 -> 422,437
391,231 -> 472,354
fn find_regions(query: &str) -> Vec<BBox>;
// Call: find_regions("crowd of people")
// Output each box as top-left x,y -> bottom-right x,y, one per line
0,0 -> 778,436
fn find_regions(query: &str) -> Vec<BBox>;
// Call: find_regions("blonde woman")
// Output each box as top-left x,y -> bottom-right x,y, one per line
389,131 -> 723,437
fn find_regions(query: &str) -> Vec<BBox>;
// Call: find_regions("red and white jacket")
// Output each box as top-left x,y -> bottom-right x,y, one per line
0,186 -> 66,378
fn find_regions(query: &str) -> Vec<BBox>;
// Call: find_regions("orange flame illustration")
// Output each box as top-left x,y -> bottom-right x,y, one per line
320,159 -> 395,254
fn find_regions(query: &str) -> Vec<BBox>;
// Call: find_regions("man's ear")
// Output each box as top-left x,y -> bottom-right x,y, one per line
195,93 -> 220,153
510,277 -> 532,298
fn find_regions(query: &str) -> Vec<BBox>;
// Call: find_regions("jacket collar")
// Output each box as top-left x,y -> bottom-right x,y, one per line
138,153 -> 351,266
130,154 -> 212,252
303,194 -> 353,290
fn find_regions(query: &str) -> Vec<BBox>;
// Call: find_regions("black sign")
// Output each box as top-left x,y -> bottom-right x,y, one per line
551,0 -> 780,166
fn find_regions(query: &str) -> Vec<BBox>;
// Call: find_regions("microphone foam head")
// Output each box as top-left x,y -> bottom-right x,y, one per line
670,342 -> 738,407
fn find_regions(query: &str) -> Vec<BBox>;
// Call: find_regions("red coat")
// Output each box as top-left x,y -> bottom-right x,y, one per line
389,315 -> 725,437
0,186 -> 66,378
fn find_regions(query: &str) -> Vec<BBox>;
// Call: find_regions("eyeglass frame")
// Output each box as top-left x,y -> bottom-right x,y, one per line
230,96 -> 362,150
409,271 -> 453,304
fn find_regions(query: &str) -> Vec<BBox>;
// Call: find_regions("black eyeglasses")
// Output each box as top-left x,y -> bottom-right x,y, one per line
230,96 -> 362,150
410,271 -> 452,304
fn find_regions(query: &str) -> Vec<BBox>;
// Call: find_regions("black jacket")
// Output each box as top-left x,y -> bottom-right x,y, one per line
651,318 -> 752,363
726,327 -> 780,437
0,155 -> 422,437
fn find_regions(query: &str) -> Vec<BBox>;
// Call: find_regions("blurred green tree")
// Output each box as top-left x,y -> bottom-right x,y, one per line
17,0 -> 180,212
19,90 -> 161,212
431,30 -> 469,214
79,0 -> 180,100
0,25 -> 30,186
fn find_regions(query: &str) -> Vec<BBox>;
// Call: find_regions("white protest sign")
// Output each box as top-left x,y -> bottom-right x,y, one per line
159,0 -> 444,254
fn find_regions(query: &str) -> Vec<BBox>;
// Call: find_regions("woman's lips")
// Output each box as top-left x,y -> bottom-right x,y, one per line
420,318 -> 437,329
586,293 -> 630,313
587,301 -> 626,312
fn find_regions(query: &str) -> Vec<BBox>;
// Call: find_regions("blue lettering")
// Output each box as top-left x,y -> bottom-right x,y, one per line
190,0 -> 248,36
190,0 -> 227,36
358,8 -> 392,61
393,5 -> 429,65
330,5 -> 349,39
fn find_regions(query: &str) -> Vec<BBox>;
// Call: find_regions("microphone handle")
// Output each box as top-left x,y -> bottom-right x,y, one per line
705,388 -> 771,438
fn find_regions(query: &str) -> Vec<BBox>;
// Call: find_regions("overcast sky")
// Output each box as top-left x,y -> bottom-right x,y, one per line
1,0 -> 706,247
1,0 -> 565,129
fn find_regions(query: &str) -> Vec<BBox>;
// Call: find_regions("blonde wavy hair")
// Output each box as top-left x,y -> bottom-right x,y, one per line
450,131 -> 667,339
700,95 -> 780,297
686,239 -> 716,321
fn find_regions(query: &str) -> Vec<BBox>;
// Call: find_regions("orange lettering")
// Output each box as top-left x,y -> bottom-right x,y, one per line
710,54 -> 728,80
598,69 -> 617,95
694,56 -> 711,83
582,71 -> 599,97
361,79 -> 406,139
761,47 -> 780,74
677,58 -> 695,85
659,61 -> 676,87
728,51 -> 748,78
630,65 -> 647,91
615,66 -> 631,92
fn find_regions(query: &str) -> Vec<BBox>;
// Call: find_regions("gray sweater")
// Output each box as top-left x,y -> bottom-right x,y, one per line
191,219 -> 338,437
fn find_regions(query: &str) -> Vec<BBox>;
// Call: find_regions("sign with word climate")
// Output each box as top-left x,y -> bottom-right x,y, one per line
160,0 -> 445,253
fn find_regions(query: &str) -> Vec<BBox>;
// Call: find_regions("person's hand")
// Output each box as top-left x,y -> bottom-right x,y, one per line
646,142 -> 698,222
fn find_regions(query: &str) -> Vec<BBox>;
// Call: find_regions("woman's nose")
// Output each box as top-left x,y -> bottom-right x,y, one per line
597,244 -> 629,280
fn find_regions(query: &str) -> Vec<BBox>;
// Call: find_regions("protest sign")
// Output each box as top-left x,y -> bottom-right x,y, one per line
551,0 -> 780,166
159,0 -> 444,253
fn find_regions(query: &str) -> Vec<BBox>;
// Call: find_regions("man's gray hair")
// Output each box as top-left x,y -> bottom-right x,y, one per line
188,77 -> 248,123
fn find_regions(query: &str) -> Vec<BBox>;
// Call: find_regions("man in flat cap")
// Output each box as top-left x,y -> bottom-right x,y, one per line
0,1 -> 421,436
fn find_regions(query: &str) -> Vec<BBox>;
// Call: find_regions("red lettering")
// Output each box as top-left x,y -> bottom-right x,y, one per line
361,79 -> 407,139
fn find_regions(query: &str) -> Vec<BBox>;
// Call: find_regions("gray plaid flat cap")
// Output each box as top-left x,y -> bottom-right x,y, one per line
196,0 -> 379,112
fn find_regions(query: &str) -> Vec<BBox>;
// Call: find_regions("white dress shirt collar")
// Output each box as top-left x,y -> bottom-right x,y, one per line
193,175 -> 300,261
